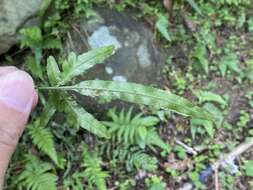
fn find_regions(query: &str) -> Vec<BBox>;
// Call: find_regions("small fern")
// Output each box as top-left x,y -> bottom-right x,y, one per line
28,105 -> 59,166
82,145 -> 108,190
28,125 -> 58,164
100,144 -> 157,173
103,108 -> 170,152
16,155 -> 57,190
20,26 -> 61,81
145,175 -> 166,190
61,145 -> 108,190
127,151 -> 158,172
20,26 -> 61,63
63,171 -> 87,190
156,14 -> 171,42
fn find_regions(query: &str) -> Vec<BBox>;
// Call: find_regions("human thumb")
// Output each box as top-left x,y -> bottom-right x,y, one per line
0,69 -> 37,189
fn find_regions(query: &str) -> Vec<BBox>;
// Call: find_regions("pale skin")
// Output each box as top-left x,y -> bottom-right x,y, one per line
0,66 -> 38,190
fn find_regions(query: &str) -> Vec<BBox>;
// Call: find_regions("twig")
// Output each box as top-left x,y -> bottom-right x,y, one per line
200,138 -> 253,184
214,163 -> 220,190
67,31 -> 75,50
215,138 -> 253,170
226,138 -> 253,159
214,138 -> 253,189
175,140 -> 198,155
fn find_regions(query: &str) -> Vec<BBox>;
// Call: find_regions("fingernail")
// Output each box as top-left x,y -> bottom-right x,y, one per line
0,66 -> 17,76
0,71 -> 35,113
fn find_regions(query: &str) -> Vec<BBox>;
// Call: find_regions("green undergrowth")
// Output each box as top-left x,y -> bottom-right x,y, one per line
3,0 -> 253,190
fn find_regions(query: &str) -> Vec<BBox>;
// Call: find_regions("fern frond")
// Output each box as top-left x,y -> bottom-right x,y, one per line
20,26 -> 42,48
127,151 -> 158,172
56,80 -> 212,120
103,109 -> 169,152
47,56 -> 61,86
193,90 -> 227,106
82,146 -> 108,190
17,155 -> 57,190
145,129 -> 171,152
28,125 -> 58,165
28,105 -> 58,165
156,14 -> 171,42
59,46 -> 115,85
63,171 -> 86,190
100,144 -> 157,173
64,97 -> 110,138
38,48 -> 213,143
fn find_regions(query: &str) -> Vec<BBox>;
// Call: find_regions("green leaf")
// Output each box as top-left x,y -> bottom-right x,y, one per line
82,146 -> 108,190
34,47 -> 43,65
129,152 -> 158,172
191,118 -> 214,138
219,54 -> 240,77
67,80 -> 212,121
203,103 -> 223,127
47,56 -> 61,86
146,130 -> 171,152
148,182 -> 166,190
59,46 -> 115,85
138,126 -> 148,141
29,125 -> 58,165
146,175 -> 166,190
219,61 -> 227,77
139,116 -> 160,126
64,97 -> 110,138
43,38 -> 62,50
244,59 -> 253,82
20,26 -> 43,48
194,90 -> 227,107
185,0 -> 202,15
25,56 -> 43,80
191,43 -> 209,74
244,160 -> 253,177
17,155 -> 57,190
28,105 -> 58,165
104,108 -> 169,151
156,14 -> 171,42
38,0 -> 52,17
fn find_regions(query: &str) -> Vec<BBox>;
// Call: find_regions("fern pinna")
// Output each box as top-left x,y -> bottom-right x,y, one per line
103,108 -> 170,151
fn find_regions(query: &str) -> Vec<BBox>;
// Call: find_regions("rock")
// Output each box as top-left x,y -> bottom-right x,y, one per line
65,8 -> 166,85
65,9 -> 167,114
0,0 -> 43,54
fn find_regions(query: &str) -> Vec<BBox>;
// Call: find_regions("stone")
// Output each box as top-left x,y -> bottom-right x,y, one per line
65,9 -> 167,114
88,26 -> 122,49
0,0 -> 43,54
65,8 -> 166,85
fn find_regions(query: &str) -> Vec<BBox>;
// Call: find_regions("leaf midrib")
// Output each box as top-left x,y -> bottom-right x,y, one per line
41,82 -> 210,120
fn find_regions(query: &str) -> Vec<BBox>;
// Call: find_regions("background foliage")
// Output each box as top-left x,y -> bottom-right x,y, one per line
3,0 -> 253,189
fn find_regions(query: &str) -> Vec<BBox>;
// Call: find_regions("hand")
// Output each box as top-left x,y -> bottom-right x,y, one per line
0,67 -> 37,190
